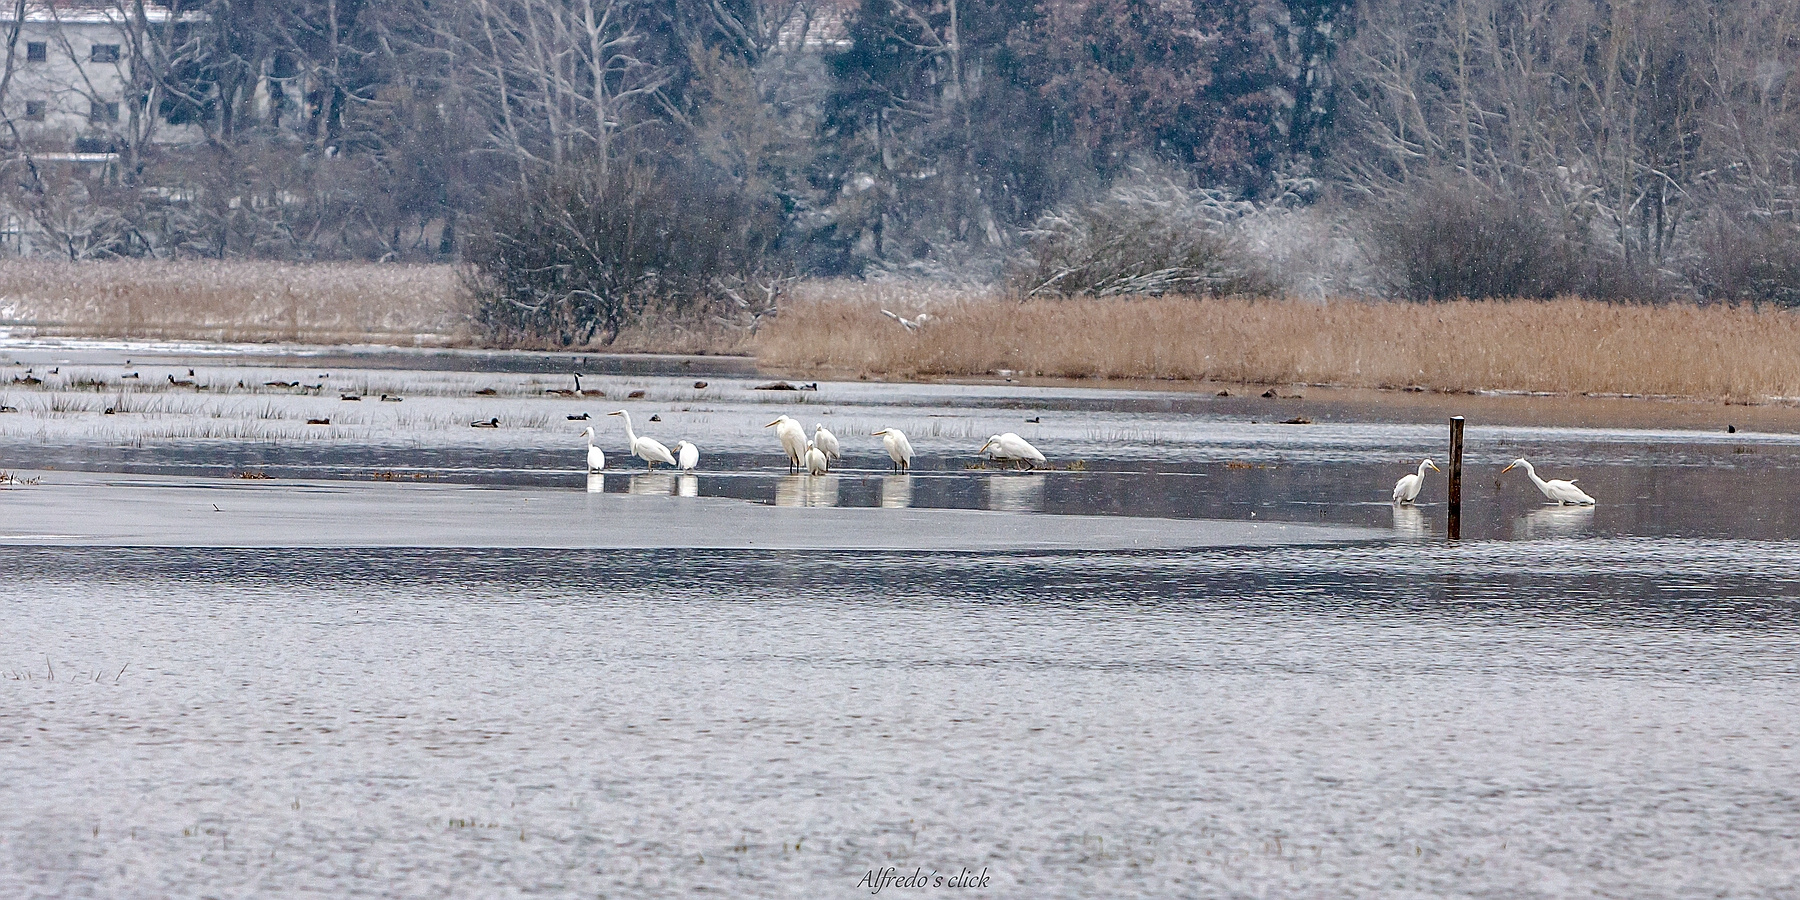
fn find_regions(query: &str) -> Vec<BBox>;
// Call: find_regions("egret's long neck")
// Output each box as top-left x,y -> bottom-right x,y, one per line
618,413 -> 636,444
1523,462 -> 1548,490
1417,460 -> 1431,479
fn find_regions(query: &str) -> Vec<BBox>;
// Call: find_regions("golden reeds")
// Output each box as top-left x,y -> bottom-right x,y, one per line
0,259 -> 467,345
755,288 -> 1800,401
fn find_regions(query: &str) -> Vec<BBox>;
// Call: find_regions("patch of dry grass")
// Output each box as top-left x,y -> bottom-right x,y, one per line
755,287 -> 1800,401
0,260 -> 467,345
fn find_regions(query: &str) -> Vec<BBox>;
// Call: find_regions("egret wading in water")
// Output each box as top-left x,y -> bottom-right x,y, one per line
872,428 -> 914,472
804,440 -> 829,475
581,426 -> 606,471
812,424 -> 840,468
1502,458 -> 1596,505
1392,458 -> 1439,504
766,414 -> 808,472
980,433 -> 1047,469
608,410 -> 677,470
674,439 -> 699,471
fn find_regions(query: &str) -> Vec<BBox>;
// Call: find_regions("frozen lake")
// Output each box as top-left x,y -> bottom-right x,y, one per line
3,340 -> 1799,897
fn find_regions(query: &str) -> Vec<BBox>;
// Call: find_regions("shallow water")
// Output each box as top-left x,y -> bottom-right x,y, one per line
3,341 -> 1799,897
4,546 -> 1798,898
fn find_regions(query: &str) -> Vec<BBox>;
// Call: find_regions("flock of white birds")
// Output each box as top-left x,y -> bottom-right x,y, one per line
577,409 -> 1595,507
576,410 -> 1049,477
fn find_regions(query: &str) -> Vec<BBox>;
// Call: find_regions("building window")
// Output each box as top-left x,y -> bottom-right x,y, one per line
24,100 -> 45,122
25,42 -> 46,63
89,100 -> 119,124
90,44 -> 121,63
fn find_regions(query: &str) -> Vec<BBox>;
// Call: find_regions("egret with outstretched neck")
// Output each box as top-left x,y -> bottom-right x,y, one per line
608,410 -> 677,469
872,428 -> 914,472
1502,457 -> 1595,505
1392,458 -> 1438,504
980,433 -> 1046,469
581,426 -> 605,471
766,414 -> 808,472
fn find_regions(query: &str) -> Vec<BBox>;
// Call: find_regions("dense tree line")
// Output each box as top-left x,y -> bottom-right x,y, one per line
5,0 -> 1799,321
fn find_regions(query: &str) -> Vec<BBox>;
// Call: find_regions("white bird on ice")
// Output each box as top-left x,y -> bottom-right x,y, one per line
1502,457 -> 1596,505
674,439 -> 699,471
608,410 -> 676,470
804,440 -> 829,475
812,423 -> 840,467
1392,458 -> 1439,504
581,426 -> 605,471
872,428 -> 914,472
979,432 -> 1046,469
765,414 -> 808,472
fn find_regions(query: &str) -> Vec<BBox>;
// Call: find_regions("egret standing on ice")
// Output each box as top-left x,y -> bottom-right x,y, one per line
1503,458 -> 1596,505
812,424 -> 840,468
804,441 -> 829,475
581,426 -> 606,471
766,414 -> 808,472
980,433 -> 1047,469
1392,458 -> 1439,504
608,409 -> 677,470
674,439 -> 699,471
872,428 -> 914,472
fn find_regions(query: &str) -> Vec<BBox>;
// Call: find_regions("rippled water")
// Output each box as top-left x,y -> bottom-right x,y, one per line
3,342 -> 1799,897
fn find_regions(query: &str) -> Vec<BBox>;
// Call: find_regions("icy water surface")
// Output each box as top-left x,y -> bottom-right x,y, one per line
3,341 -> 1800,897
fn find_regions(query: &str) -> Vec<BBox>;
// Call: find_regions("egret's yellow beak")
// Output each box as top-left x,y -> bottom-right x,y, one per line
1428,462 -> 1441,472
979,440 -> 995,454
871,430 -> 886,436
764,419 -> 781,428
1501,462 -> 1516,473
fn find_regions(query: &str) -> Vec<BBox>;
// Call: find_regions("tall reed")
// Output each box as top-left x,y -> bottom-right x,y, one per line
755,289 -> 1800,400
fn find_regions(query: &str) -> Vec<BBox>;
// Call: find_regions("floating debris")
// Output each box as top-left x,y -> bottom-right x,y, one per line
693,381 -> 708,389
627,390 -> 647,399
306,418 -> 330,426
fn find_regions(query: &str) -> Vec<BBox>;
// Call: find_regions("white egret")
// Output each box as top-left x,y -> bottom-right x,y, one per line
674,439 -> 699,471
812,424 -> 841,466
1502,457 -> 1596,505
581,426 -> 606,471
607,410 -> 677,469
804,440 -> 829,475
979,432 -> 1047,469
1392,458 -> 1439,504
765,414 -> 808,472
872,428 -> 914,472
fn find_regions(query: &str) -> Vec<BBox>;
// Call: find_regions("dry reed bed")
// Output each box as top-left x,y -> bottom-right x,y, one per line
0,260 -> 467,344
756,292 -> 1800,401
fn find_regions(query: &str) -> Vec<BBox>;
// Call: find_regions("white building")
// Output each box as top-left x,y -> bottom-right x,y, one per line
1,0 -> 203,156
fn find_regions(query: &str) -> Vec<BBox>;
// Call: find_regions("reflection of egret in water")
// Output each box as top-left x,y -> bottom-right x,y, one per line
586,472 -> 605,494
985,473 -> 1046,512
1390,503 -> 1428,538
1515,504 -> 1595,540
880,475 -> 914,509
774,474 -> 840,507
629,473 -> 676,496
677,474 -> 699,497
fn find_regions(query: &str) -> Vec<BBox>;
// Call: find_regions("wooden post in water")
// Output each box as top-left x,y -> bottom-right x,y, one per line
1448,416 -> 1465,540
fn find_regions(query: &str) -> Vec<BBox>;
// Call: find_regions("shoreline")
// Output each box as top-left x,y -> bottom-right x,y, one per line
5,332 -> 1797,434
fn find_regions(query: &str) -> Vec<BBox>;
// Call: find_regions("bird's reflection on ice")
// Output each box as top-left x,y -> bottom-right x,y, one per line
880,475 -> 914,509
1390,503 -> 1429,538
629,473 -> 676,496
985,473 -> 1046,512
775,474 -> 839,507
676,474 -> 699,497
1514,504 -> 1595,539
586,473 -> 605,494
